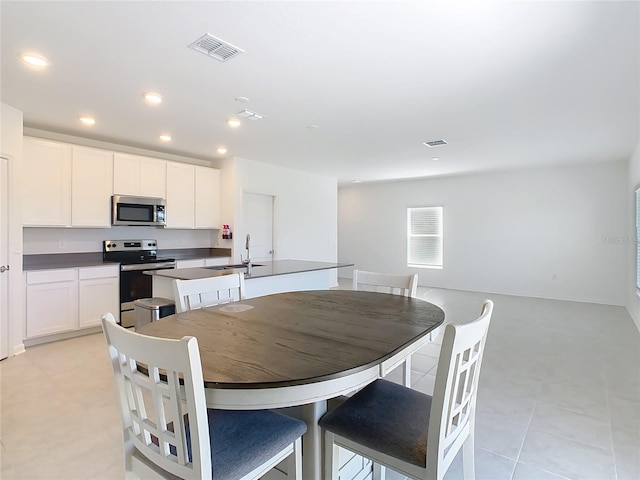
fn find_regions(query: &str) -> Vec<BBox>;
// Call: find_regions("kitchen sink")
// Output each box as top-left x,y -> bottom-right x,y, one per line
203,264 -> 263,270
223,264 -> 263,269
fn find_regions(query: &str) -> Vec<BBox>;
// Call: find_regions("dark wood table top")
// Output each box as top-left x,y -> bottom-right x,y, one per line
137,290 -> 445,389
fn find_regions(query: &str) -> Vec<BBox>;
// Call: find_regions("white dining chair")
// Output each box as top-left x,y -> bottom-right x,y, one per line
352,269 -> 418,297
101,313 -> 306,480
320,300 -> 494,480
352,269 -> 419,387
173,273 -> 245,313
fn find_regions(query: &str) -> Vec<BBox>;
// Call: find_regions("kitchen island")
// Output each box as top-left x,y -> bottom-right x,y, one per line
149,260 -> 353,300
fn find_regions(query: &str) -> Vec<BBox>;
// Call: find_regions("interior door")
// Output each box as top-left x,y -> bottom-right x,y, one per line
242,192 -> 274,262
1,156 -> 9,359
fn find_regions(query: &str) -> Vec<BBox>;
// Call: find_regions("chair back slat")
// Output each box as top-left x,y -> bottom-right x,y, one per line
428,300 -> 493,475
174,273 -> 245,313
102,313 -> 211,479
352,270 -> 418,297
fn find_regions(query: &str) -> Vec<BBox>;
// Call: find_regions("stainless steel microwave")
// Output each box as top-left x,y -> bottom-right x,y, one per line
111,195 -> 166,226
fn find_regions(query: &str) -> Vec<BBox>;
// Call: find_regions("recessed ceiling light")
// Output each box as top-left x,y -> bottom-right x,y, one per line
432,157 -> 440,161
216,147 -> 228,154
143,92 -> 162,104
307,124 -> 319,129
235,96 -> 250,103
350,179 -> 361,184
227,118 -> 241,128
159,134 -> 172,142
19,53 -> 50,67
78,116 -> 95,126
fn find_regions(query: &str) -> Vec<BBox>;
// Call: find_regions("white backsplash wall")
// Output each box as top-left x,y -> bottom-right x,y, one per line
23,227 -> 219,254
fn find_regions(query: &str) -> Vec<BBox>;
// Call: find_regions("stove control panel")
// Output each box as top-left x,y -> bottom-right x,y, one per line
103,239 -> 158,252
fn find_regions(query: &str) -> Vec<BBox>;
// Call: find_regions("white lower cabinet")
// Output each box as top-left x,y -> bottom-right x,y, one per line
78,266 -> 119,328
175,259 -> 206,269
26,269 -> 78,338
26,265 -> 119,338
205,257 -> 231,266
175,257 -> 231,269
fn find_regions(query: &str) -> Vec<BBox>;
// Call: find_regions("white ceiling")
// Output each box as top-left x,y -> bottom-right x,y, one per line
1,1 -> 638,185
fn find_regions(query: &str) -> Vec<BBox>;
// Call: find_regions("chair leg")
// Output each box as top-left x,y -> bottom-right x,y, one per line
462,435 -> 476,480
373,462 -> 386,480
324,431 -> 340,480
402,356 -> 412,387
287,437 -> 303,479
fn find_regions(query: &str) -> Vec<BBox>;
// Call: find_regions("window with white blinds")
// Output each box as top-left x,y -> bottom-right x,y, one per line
407,206 -> 443,268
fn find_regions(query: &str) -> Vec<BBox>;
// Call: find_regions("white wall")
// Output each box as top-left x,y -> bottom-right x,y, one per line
338,161 -> 627,306
1,103 -> 25,355
229,156 -> 338,263
628,143 -> 640,330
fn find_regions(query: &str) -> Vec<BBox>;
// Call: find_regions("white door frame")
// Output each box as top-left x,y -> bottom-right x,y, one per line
1,155 -> 9,359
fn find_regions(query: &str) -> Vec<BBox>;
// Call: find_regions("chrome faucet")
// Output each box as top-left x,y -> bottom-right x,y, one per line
242,234 -> 252,273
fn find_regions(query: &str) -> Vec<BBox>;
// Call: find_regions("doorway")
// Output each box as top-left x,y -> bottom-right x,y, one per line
242,192 -> 274,262
1,156 -> 9,359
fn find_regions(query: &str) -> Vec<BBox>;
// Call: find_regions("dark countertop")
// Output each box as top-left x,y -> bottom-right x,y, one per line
148,260 -> 353,281
23,248 -> 232,271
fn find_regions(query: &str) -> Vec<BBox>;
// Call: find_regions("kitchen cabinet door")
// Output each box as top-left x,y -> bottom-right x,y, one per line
175,259 -> 205,268
26,269 -> 78,337
78,266 -> 119,328
72,146 -> 113,227
23,137 -> 72,226
204,257 -> 231,267
113,153 -> 141,196
139,157 -> 167,199
166,162 -> 195,228
113,154 -> 166,199
195,166 -> 221,228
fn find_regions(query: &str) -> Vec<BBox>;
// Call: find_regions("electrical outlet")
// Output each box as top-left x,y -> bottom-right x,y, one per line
58,240 -> 65,249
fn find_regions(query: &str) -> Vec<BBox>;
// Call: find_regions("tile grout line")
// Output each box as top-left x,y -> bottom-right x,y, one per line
508,362 -> 547,480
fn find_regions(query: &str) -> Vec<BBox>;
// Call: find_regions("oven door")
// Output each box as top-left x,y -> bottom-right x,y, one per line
120,269 -> 153,327
119,263 -> 175,327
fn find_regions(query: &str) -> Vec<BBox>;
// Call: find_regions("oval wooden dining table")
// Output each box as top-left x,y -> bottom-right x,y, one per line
137,289 -> 445,480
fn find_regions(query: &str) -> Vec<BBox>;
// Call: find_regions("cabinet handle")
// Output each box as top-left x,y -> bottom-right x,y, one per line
0,265 -> 9,273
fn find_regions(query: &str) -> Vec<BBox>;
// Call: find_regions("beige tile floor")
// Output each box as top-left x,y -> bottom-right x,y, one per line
1,282 -> 638,480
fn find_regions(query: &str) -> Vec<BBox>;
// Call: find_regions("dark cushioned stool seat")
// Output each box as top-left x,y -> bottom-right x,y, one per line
319,379 -> 432,467
186,409 -> 307,480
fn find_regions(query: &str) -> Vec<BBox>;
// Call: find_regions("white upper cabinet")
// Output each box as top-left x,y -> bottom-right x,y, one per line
166,162 -> 196,228
112,153 -> 140,196
24,138 -> 113,227
113,153 -> 166,199
23,137 -> 72,226
195,166 -> 221,228
72,146 -> 113,227
166,163 -> 221,229
23,137 -> 219,230
140,157 -> 167,198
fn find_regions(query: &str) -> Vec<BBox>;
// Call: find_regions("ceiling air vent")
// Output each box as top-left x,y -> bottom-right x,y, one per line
188,33 -> 244,62
423,139 -> 448,147
238,109 -> 265,121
